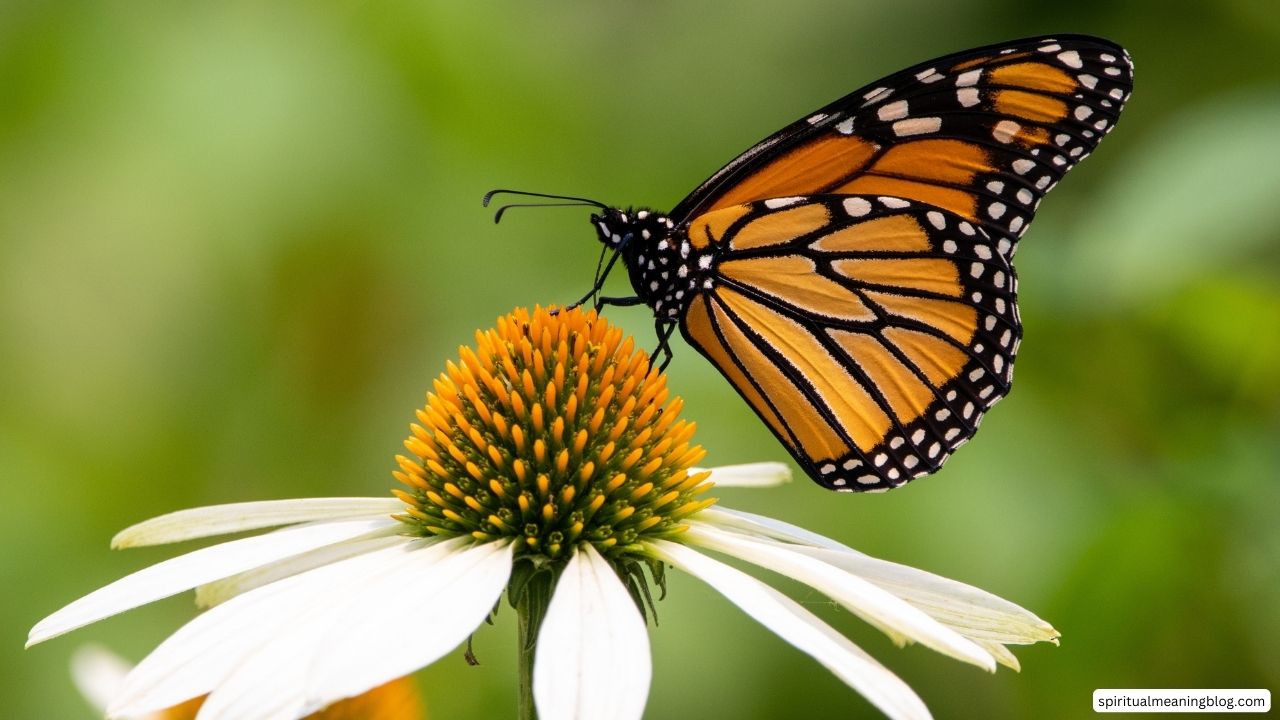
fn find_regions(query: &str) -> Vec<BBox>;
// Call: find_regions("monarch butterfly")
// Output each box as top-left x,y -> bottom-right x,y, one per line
486,35 -> 1133,492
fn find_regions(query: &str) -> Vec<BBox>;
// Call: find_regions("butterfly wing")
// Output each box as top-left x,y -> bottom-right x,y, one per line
679,195 -> 1018,491
671,34 -> 1134,259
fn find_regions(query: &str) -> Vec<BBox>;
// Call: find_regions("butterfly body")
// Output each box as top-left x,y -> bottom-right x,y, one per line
550,35 -> 1131,491
591,208 -> 694,319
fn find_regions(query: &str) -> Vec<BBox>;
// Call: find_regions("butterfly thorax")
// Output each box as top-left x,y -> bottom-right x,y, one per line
591,207 -> 706,319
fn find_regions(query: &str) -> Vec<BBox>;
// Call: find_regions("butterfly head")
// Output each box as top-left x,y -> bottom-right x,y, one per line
590,207 -> 674,252
589,206 -> 697,319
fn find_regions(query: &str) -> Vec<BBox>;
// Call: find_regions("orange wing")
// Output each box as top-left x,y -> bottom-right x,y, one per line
679,195 -> 1018,491
671,35 -> 1134,259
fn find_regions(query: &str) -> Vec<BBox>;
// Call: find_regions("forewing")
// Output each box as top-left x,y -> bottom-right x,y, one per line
671,34 -> 1133,259
679,195 -> 1019,491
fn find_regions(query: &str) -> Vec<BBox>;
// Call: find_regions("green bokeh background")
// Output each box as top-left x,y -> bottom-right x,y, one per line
3,2 -> 1277,718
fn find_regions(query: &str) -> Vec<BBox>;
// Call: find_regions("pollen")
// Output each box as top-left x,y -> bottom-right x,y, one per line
393,306 -> 715,560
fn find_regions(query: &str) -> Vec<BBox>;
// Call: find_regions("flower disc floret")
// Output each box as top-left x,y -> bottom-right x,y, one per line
392,307 -> 716,560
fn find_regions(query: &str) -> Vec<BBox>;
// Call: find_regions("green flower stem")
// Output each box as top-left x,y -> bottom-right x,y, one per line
516,570 -> 555,720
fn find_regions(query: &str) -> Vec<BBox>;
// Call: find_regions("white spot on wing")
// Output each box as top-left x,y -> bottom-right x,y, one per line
992,120 -> 1020,144
843,197 -> 872,217
892,117 -> 942,137
863,86 -> 890,102
878,100 -> 909,121
764,197 -> 804,209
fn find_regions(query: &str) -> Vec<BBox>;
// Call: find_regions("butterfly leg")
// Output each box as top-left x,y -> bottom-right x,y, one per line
652,319 -> 676,371
595,295 -> 645,309
566,244 -> 628,311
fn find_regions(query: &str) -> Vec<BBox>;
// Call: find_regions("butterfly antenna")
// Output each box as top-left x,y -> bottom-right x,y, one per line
489,201 -> 600,224
483,189 -> 608,224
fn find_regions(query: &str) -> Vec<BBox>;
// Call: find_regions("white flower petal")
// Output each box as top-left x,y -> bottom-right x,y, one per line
534,544 -> 651,720
647,540 -> 931,720
686,523 -> 994,671
976,639 -> 1022,672
702,507 -> 1057,646
110,539 -> 418,717
71,645 -> 133,715
112,498 -> 404,548
191,588 -> 354,720
178,539 -> 456,720
698,506 -> 847,549
194,533 -> 405,608
692,462 -> 791,488
300,539 -> 515,714
29,516 -> 399,647
795,545 -> 1058,646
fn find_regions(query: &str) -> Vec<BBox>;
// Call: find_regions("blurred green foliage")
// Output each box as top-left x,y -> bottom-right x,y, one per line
3,2 -> 1277,718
